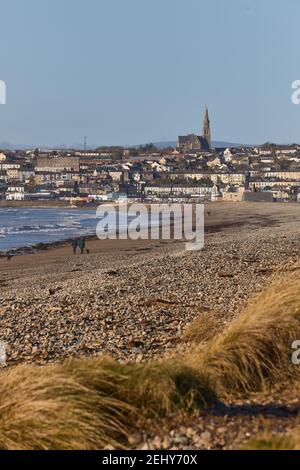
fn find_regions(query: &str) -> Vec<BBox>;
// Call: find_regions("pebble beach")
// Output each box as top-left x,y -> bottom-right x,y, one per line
0,201 -> 299,367
1,201 -> 300,450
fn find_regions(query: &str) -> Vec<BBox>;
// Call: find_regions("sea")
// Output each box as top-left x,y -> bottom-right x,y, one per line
0,206 -> 185,254
0,208 -> 99,253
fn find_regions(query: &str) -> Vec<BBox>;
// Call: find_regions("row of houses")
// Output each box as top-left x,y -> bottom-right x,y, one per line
1,144 -> 300,203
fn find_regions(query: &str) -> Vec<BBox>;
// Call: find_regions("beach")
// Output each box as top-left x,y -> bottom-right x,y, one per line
0,201 -> 299,366
1,201 -> 300,450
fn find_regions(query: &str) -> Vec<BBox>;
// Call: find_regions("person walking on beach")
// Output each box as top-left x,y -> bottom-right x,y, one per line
79,238 -> 86,255
71,239 -> 78,255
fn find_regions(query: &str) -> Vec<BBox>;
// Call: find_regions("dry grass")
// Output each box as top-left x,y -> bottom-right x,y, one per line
0,361 -> 132,450
242,430 -> 300,450
1,263 -> 300,448
182,310 -> 224,344
189,270 -> 300,396
0,357 -> 215,450
61,357 -> 216,415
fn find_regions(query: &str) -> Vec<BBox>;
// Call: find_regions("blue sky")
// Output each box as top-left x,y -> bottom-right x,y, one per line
0,0 -> 299,146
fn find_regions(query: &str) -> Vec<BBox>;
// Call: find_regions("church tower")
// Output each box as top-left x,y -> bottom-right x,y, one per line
202,107 -> 211,149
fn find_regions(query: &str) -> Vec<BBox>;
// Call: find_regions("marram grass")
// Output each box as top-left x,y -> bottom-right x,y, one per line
242,430 -> 300,450
1,264 -> 300,449
0,357 -> 215,450
193,271 -> 300,396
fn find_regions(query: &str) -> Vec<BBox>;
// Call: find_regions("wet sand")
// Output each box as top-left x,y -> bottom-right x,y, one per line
0,201 -> 298,276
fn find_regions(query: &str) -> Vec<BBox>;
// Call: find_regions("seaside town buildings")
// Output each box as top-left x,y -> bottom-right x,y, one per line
1,143 -> 300,205
1,112 -> 300,204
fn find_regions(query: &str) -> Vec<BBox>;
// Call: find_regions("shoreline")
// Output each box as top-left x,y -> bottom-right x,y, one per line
0,200 -> 100,210
0,234 -> 98,257
0,200 -> 289,256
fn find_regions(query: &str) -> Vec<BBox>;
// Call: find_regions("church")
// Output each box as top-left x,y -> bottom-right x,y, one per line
177,108 -> 211,152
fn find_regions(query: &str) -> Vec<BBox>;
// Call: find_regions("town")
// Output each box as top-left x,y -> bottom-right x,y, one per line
1,109 -> 300,206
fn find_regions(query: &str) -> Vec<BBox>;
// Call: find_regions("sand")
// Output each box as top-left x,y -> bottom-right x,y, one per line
0,201 -> 300,367
0,201 -> 293,276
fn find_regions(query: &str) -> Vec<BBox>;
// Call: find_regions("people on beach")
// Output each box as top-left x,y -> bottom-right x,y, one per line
71,238 -> 88,255
78,238 -> 86,255
71,239 -> 78,255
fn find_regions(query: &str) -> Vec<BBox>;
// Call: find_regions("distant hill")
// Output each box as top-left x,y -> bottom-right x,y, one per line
152,140 -> 245,150
0,140 -> 249,151
212,141 -> 246,148
0,142 -> 95,151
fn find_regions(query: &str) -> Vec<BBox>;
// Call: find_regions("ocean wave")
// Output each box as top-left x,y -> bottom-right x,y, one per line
0,221 -> 86,236
0,208 -> 99,251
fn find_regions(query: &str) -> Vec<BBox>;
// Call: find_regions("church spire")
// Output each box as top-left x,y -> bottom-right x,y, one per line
202,107 -> 211,149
